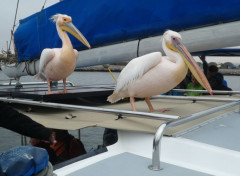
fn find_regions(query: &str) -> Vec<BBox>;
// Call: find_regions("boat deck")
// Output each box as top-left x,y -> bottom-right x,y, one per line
1,84 -> 240,176
0,83 -> 114,101
68,152 -> 211,176
175,109 -> 240,152
54,107 -> 240,176
7,92 -> 239,134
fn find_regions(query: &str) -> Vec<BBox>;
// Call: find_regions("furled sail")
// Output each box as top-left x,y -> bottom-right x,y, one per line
14,0 -> 240,61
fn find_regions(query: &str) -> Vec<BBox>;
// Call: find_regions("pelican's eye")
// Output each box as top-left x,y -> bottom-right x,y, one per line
63,18 -> 67,22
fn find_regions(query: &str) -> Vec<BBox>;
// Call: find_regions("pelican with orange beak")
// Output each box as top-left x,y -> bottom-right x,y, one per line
35,14 -> 91,94
108,30 -> 212,112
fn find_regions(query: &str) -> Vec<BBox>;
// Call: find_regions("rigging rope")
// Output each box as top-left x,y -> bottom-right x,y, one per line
107,66 -> 117,82
102,64 -> 118,82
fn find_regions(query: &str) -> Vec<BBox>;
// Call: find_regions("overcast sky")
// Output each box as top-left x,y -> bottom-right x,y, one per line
0,0 -> 59,52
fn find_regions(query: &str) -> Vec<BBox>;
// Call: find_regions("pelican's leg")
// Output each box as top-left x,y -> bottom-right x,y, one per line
61,78 -> 71,93
130,97 -> 137,111
145,97 -> 154,112
145,97 -> 168,113
47,78 -> 54,94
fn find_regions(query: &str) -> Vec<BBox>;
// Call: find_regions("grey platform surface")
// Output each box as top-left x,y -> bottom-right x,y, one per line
178,110 -> 240,152
0,84 -> 114,101
68,152 -> 211,176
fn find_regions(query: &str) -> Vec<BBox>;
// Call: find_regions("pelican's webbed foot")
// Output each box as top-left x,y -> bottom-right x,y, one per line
145,97 -> 168,113
150,108 -> 168,113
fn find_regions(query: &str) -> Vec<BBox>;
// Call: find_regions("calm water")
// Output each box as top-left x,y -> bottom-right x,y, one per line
0,71 -> 239,153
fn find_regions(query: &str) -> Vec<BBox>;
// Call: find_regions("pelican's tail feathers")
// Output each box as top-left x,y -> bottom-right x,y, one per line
35,72 -> 47,81
107,92 -> 122,103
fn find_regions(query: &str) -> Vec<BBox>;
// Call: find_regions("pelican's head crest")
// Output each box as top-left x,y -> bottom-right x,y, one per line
50,14 -> 60,23
50,14 -> 72,25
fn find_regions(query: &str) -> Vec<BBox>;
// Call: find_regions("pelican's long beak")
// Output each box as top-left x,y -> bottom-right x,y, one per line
61,22 -> 91,49
171,38 -> 213,95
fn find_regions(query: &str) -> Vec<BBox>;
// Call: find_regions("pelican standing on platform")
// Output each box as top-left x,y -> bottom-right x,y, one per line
108,30 -> 213,112
35,14 -> 91,94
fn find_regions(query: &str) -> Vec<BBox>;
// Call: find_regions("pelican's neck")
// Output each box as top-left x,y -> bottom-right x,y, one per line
162,39 -> 183,64
162,39 -> 188,83
56,25 -> 73,50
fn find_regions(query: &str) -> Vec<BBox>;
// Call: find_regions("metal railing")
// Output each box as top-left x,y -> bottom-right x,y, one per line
170,89 -> 240,95
153,95 -> 240,102
0,81 -> 75,87
0,97 -> 179,120
148,100 -> 240,171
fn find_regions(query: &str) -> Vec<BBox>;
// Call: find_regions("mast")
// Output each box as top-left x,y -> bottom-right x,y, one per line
7,0 -> 19,59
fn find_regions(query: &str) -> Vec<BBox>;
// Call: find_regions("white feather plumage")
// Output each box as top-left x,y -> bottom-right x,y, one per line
115,52 -> 162,92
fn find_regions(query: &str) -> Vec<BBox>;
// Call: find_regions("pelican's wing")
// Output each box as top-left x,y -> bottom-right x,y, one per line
115,52 -> 162,92
39,49 -> 55,73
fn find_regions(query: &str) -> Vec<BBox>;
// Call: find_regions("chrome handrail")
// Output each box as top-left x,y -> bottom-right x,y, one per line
0,97 -> 179,120
148,100 -> 240,171
172,89 -> 240,94
153,95 -> 240,102
0,81 -> 75,87
148,122 -> 168,171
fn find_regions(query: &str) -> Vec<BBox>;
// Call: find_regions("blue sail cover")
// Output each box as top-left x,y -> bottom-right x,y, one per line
14,0 -> 240,61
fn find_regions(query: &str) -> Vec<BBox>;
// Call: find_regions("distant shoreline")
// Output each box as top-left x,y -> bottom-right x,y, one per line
219,69 -> 240,75
75,65 -> 125,72
75,65 -> 240,75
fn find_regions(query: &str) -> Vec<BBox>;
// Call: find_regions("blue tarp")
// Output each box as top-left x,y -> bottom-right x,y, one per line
14,0 -> 240,61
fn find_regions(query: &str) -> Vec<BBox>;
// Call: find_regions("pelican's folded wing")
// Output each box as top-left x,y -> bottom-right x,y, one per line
39,49 -> 55,73
115,52 -> 162,92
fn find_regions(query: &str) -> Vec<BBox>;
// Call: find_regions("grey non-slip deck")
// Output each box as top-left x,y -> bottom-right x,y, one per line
178,110 -> 240,152
68,152 -> 211,176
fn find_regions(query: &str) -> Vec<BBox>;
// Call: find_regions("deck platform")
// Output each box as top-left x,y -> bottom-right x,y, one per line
68,152 -> 211,176
0,83 -> 114,101
176,110 -> 240,152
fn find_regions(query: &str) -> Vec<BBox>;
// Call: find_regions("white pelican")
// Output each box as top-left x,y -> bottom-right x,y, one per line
35,14 -> 91,94
108,30 -> 213,112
